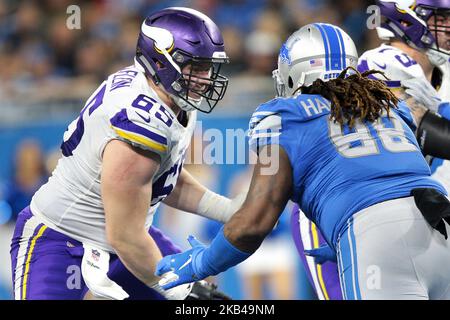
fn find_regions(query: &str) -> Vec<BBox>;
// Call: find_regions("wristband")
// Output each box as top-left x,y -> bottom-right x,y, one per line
197,190 -> 232,223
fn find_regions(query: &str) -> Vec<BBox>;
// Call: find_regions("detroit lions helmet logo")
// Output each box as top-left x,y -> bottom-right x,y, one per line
279,43 -> 291,66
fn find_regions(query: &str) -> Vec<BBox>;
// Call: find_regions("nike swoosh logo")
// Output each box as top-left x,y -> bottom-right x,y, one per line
178,255 -> 192,271
373,61 -> 387,70
135,111 -> 151,123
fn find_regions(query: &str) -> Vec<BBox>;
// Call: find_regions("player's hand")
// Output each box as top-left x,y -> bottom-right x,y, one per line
401,78 -> 442,113
155,235 -> 210,290
304,244 -> 337,264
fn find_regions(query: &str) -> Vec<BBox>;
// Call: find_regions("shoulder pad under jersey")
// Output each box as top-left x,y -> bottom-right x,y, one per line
358,44 -> 426,88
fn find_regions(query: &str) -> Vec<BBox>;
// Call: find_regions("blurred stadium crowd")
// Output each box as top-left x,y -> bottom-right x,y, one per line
0,0 -> 379,105
0,0 -> 381,299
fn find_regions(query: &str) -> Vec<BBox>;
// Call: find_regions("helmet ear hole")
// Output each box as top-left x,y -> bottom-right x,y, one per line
153,59 -> 165,69
288,76 -> 294,88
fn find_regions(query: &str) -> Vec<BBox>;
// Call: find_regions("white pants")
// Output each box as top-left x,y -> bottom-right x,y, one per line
337,196 -> 450,300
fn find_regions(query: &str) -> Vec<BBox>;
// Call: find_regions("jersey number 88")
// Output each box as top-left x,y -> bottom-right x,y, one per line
328,113 -> 418,158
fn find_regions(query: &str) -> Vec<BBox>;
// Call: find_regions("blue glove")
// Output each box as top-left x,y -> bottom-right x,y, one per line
438,102 -> 450,120
155,235 -> 209,290
156,228 -> 251,290
304,244 -> 337,264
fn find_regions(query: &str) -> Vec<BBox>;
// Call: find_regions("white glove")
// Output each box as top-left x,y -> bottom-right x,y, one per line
151,276 -> 193,300
81,243 -> 129,300
401,78 -> 442,112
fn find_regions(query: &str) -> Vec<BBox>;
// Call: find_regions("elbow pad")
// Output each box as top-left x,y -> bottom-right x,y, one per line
417,111 -> 450,160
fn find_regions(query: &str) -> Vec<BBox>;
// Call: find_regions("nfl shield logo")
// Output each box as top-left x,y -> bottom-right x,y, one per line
92,249 -> 100,262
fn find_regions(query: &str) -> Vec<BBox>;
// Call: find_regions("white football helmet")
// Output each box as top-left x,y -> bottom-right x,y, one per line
273,23 -> 358,97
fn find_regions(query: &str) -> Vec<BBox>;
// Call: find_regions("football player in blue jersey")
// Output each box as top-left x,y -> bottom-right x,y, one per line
156,23 -> 450,299
294,0 -> 450,300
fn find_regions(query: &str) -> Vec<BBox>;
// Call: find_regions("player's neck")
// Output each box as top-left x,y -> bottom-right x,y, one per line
390,41 -> 434,81
146,78 -> 182,116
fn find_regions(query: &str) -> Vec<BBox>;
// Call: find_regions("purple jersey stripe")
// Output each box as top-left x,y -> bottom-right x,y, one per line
357,59 -> 373,75
357,60 -> 401,87
110,109 -> 167,145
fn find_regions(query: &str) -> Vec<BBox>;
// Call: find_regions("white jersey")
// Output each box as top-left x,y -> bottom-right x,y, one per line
437,60 -> 450,102
431,59 -> 450,192
358,44 -> 428,88
30,65 -> 197,252
359,45 -> 450,194
358,43 -> 449,100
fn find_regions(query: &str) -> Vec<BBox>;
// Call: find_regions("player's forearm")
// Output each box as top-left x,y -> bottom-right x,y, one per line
407,99 -> 428,126
104,194 -> 162,286
163,169 -> 244,223
223,204 -> 276,253
224,145 -> 293,252
163,168 -> 206,213
111,231 -> 163,287
102,140 -> 164,287
394,89 -> 428,126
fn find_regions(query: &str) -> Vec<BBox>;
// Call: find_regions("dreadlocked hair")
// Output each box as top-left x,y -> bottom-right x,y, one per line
300,66 -> 399,128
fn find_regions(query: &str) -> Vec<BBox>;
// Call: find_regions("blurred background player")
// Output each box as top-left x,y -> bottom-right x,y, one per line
2,140 -> 47,223
156,22 -> 450,300
10,7 -> 244,300
295,0 -> 450,300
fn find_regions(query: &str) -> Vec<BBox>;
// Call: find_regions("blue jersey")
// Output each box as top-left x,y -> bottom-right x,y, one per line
248,94 -> 446,247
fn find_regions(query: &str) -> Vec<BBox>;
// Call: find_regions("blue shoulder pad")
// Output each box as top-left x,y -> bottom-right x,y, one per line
393,100 -> 417,132
438,102 -> 450,120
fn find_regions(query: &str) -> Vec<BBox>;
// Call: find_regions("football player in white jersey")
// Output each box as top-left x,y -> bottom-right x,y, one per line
294,0 -> 450,299
359,0 -> 450,187
10,7 -> 242,300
